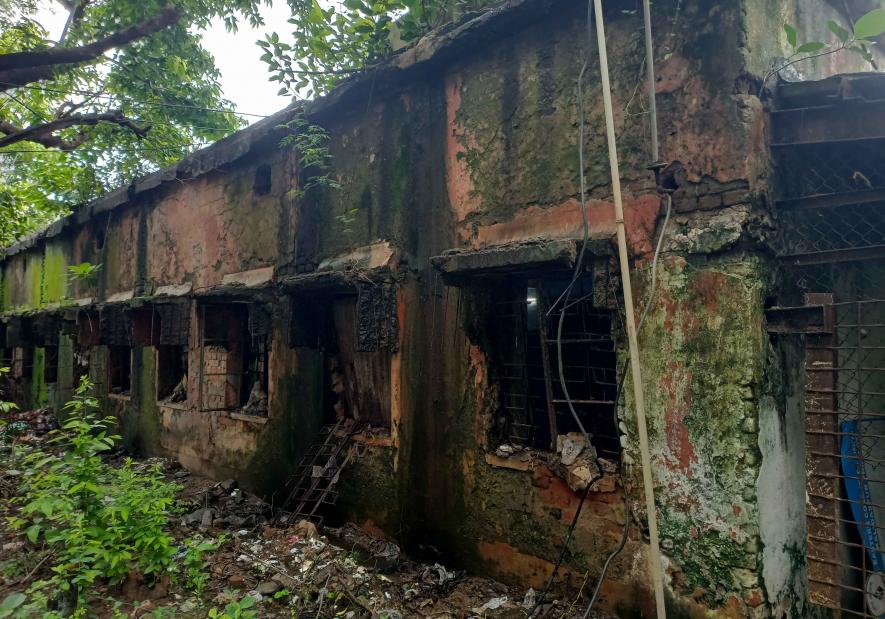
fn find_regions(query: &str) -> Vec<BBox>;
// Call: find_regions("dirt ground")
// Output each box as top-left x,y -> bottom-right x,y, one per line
0,410 -> 611,618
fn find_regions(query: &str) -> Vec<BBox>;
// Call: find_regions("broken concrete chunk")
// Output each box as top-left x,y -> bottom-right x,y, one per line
291,519 -> 319,540
556,432 -> 588,466
182,507 -> 212,526
200,508 -> 215,530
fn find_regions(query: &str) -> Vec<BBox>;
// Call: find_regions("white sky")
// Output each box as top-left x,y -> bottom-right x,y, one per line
34,1 -> 295,122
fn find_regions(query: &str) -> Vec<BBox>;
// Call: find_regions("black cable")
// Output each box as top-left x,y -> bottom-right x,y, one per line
528,2 -> 597,615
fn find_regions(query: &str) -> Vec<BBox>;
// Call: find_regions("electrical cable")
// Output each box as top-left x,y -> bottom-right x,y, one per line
535,0 -> 670,614
0,81 -> 272,118
528,2 -> 598,615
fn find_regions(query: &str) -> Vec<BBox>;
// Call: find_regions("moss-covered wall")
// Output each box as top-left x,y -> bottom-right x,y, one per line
0,1 -> 851,616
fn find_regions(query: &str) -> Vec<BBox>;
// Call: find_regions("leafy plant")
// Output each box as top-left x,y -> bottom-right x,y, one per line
67,262 -> 102,283
179,536 -> 224,595
208,595 -> 258,619
764,8 -> 885,92
0,0 -> 270,246
260,0 -> 496,98
279,114 -> 340,199
8,377 -> 179,610
0,593 -> 25,619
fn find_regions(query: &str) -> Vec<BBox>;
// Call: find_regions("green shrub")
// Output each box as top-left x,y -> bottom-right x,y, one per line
8,377 -> 179,603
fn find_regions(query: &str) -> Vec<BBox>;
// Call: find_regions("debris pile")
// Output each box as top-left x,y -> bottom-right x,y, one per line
171,469 -> 545,617
494,433 -> 618,493
0,408 -> 56,440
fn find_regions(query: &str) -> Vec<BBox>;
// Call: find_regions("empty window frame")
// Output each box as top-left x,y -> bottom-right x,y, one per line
12,347 -> 33,380
489,273 -> 619,456
43,346 -> 59,384
199,303 -> 269,414
108,346 -> 132,394
157,345 -> 188,403
326,295 -> 392,428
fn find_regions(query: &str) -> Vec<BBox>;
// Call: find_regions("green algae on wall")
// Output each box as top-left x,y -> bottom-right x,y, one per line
626,255 -> 768,607
43,243 -> 68,304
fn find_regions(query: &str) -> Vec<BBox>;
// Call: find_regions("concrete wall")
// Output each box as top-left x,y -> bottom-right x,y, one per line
1,0 -> 875,616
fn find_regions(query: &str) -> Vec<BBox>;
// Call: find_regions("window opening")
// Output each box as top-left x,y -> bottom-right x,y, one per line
43,346 -> 58,384
157,345 -> 188,403
325,295 -> 392,429
490,273 -> 618,457
199,303 -> 268,415
12,347 -> 33,380
108,346 -> 131,394
253,164 -> 272,196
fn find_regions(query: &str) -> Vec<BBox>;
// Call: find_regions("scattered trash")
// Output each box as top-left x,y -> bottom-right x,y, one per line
523,587 -> 536,608
473,595 -> 508,613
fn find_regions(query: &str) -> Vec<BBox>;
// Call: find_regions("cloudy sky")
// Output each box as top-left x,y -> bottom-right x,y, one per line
35,2 -> 295,122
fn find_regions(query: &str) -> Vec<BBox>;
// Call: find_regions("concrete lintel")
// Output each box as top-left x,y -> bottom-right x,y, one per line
221,266 -> 275,289
153,282 -> 194,298
316,241 -> 395,273
431,239 -> 577,281
280,268 -> 392,293
105,290 -> 135,304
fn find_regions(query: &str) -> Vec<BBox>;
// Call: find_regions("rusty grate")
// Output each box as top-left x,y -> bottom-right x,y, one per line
490,273 -> 619,458
804,296 -> 885,618
777,202 -> 885,259
775,140 -> 885,202
781,260 -> 885,307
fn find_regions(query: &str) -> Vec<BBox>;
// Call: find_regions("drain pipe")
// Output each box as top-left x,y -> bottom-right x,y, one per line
592,1 -> 667,617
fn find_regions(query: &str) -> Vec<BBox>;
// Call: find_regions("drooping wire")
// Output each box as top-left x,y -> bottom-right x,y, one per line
534,0 -> 672,614
0,81 -> 272,118
528,1 -> 597,614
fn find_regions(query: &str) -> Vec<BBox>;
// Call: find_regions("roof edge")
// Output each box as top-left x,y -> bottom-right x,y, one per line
2,0 -> 566,260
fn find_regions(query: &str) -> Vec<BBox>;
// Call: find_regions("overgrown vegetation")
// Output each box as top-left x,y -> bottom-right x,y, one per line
0,0 -> 271,246
765,7 -> 885,92
260,0 -> 496,98
0,377 -> 220,616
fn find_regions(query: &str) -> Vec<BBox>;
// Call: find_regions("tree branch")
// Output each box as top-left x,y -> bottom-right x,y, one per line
59,0 -> 92,45
0,111 -> 150,150
0,6 -> 180,90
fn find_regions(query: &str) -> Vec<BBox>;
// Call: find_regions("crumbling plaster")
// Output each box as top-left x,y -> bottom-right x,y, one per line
0,0 -> 868,616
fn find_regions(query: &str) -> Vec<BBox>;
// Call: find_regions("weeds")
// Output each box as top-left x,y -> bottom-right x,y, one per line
7,377 -> 180,612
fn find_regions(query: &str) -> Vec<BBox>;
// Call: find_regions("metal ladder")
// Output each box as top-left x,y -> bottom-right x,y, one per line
277,419 -> 358,525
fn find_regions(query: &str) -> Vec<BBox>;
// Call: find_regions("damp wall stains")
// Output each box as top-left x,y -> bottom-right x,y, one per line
0,1 -> 876,617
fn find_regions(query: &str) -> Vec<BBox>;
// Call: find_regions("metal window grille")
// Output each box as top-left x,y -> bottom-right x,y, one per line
491,273 -> 619,457
779,209 -> 885,617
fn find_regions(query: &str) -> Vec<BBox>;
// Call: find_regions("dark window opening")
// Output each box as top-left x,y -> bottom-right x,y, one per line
253,164 -> 272,196
323,295 -> 392,429
488,273 -> 619,458
77,312 -> 101,347
157,345 -> 188,403
94,228 -> 105,251
43,346 -> 59,384
131,308 -> 160,346
108,346 -> 131,394
200,303 -> 268,415
13,347 -> 33,379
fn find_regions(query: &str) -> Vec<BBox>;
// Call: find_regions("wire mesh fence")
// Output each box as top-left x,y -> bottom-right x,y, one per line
775,140 -> 885,202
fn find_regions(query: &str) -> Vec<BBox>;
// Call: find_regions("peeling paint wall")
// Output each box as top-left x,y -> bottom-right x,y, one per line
0,0 -> 863,616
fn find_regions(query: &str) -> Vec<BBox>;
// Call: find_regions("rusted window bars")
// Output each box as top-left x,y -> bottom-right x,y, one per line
774,105 -> 885,616
492,274 -> 618,457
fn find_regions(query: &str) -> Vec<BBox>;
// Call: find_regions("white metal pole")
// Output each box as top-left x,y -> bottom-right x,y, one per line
592,1 -> 667,616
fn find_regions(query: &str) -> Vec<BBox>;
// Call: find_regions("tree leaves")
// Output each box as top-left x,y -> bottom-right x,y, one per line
853,8 -> 885,40
784,23 -> 797,47
0,0 -> 264,247
795,41 -> 827,53
827,20 -> 849,43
